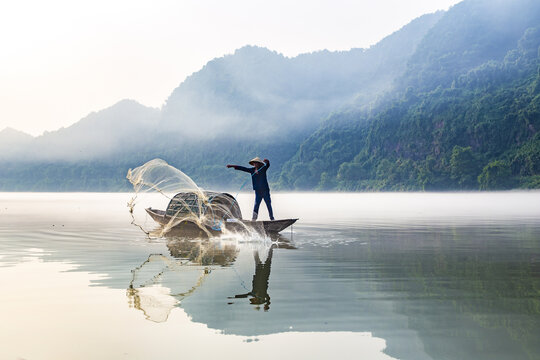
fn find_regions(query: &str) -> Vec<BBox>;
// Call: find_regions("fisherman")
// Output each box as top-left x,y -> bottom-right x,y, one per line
227,157 -> 274,221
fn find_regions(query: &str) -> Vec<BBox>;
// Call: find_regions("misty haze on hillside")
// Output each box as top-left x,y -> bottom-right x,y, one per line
0,12 -> 441,163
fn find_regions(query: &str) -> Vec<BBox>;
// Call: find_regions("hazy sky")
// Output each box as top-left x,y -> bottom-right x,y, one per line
0,0 -> 461,136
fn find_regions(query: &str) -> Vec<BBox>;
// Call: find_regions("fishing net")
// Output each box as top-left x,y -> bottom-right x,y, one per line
127,158 -> 201,196
126,158 -> 248,237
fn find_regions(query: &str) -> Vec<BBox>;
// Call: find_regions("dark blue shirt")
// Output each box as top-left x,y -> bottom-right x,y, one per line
235,161 -> 270,191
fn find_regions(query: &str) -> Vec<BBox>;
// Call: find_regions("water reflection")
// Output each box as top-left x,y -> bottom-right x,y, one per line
2,192 -> 540,360
166,237 -> 239,265
127,238 -> 237,322
290,224 -> 540,360
232,245 -> 274,310
127,236 -> 296,322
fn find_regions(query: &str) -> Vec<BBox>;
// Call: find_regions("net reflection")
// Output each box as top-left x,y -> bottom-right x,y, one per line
127,238 -> 237,322
127,235 -> 295,322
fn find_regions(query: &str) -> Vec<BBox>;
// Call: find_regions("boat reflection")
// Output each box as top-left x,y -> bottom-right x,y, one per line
127,235 -> 295,322
166,237 -> 239,265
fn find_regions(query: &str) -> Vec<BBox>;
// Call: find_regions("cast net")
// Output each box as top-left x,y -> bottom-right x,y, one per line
126,158 -> 246,237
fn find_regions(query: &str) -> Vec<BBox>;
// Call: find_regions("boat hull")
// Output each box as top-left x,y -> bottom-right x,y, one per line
145,208 -> 297,235
225,219 -> 298,234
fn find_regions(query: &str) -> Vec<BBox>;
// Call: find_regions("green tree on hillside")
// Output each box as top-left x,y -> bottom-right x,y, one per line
450,146 -> 480,188
478,160 -> 513,190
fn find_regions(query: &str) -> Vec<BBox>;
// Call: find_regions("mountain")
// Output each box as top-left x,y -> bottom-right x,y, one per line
0,12 -> 442,191
0,127 -> 33,147
160,11 -> 443,140
0,128 -> 33,160
3,100 -> 159,162
280,0 -> 540,191
399,0 -> 540,93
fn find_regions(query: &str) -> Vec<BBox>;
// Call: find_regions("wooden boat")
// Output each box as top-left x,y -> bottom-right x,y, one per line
223,218 -> 298,234
145,191 -> 297,236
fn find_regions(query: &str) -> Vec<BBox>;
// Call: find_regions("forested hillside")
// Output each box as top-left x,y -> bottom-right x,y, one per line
279,0 -> 540,191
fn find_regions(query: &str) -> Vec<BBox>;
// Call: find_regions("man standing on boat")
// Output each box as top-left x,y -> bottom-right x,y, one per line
227,157 -> 275,221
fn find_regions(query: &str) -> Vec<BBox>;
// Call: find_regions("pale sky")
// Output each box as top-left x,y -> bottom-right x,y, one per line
0,0 -> 461,136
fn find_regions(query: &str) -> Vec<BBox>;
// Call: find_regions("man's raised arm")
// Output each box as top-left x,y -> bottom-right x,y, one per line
227,164 -> 253,173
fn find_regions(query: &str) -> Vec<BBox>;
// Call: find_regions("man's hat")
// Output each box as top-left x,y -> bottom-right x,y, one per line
249,157 -> 265,166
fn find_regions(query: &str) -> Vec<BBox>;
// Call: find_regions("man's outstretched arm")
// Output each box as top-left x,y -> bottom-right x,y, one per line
227,164 -> 253,173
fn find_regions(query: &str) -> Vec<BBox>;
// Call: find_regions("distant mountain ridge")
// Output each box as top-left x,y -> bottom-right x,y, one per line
0,127 -> 33,159
161,12 -> 442,139
0,127 -> 33,144
0,100 -> 159,162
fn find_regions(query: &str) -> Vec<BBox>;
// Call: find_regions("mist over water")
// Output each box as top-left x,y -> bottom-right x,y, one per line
1,191 -> 539,359
283,192 -> 540,229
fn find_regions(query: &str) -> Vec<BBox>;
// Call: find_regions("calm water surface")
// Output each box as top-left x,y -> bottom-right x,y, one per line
1,192 -> 540,360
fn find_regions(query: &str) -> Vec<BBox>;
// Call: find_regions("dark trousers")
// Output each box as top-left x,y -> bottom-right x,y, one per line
253,189 -> 274,221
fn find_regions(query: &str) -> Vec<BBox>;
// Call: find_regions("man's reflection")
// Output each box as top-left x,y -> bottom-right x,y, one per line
234,245 -> 275,311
